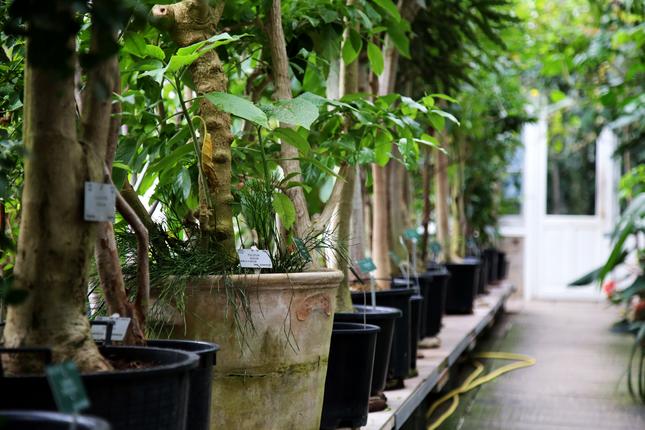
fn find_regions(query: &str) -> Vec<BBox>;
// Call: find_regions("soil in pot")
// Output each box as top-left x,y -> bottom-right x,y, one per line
320,322 -> 379,430
0,346 -> 198,430
419,266 -> 449,337
146,339 -> 219,430
0,411 -> 111,430
169,270 -> 342,430
445,258 -> 481,314
333,304 -> 401,411
351,288 -> 413,388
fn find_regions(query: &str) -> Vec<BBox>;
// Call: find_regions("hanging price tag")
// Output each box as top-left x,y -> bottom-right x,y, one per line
91,316 -> 131,342
46,362 -> 90,414
238,248 -> 273,269
357,257 -> 377,273
403,228 -> 421,241
84,182 -> 116,222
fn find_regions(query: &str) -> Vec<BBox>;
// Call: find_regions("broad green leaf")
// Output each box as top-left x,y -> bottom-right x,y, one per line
205,92 -> 269,128
374,131 -> 392,166
430,109 -> 460,125
166,53 -> 200,73
428,112 -> 445,131
272,192 -> 296,230
372,0 -> 401,22
168,34 -> 245,73
428,93 -> 458,103
123,35 -> 165,61
367,43 -> 384,76
149,143 -> 194,173
273,128 -> 311,153
342,29 -> 363,65
386,22 -> 410,58
262,96 -> 320,129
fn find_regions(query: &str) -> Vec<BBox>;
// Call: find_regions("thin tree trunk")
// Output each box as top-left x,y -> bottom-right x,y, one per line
350,166 -> 366,270
153,0 -> 235,256
265,0 -> 312,238
420,146 -> 433,263
435,150 -> 451,262
3,2 -> 111,373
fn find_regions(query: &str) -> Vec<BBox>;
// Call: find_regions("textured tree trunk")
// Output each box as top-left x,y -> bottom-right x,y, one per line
434,150 -> 451,262
152,0 -> 235,255
349,166 -> 366,269
265,0 -> 312,238
3,2 -> 111,373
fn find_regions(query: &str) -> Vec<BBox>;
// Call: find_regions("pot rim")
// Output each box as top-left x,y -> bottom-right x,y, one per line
336,304 -> 403,318
185,269 -> 343,291
332,322 -> 380,334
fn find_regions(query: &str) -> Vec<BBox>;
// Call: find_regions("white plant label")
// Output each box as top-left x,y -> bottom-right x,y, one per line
91,316 -> 131,342
238,248 -> 273,269
84,182 -> 116,222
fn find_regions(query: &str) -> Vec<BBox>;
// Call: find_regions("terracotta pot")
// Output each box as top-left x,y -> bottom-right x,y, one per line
177,270 -> 342,430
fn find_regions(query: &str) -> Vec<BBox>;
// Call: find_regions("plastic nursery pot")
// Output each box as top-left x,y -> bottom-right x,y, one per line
334,305 -> 402,398
146,339 -> 219,430
0,346 -> 198,430
418,266 -> 450,337
320,322 -> 380,430
171,270 -> 342,430
497,251 -> 508,280
0,411 -> 111,430
391,278 -> 423,372
351,288 -> 413,385
477,252 -> 490,295
445,258 -> 481,314
483,248 -> 499,284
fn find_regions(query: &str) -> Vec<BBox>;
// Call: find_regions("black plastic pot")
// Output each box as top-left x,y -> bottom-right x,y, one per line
0,346 -> 198,430
477,253 -> 490,294
418,266 -> 449,337
497,251 -> 508,280
409,294 -> 423,370
320,322 -> 379,430
0,411 -> 111,430
445,259 -> 481,314
484,248 -> 499,284
147,340 -> 219,430
351,288 -> 413,383
334,305 -> 401,397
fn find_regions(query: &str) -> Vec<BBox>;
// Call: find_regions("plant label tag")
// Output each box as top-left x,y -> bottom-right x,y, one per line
45,362 -> 90,414
84,182 -> 116,222
238,249 -> 273,269
403,228 -> 420,241
91,316 -> 131,342
357,257 -> 376,273
293,238 -> 312,262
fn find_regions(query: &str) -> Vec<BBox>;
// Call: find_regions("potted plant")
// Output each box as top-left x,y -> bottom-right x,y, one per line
0,2 -> 200,429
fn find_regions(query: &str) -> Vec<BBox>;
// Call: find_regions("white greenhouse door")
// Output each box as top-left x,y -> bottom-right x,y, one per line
524,113 -> 618,300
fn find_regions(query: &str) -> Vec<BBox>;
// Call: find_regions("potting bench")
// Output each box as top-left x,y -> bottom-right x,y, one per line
360,282 -> 515,430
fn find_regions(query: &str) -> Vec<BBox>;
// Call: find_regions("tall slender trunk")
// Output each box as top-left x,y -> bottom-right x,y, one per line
153,0 -> 235,255
3,2 -> 111,373
265,0 -> 312,238
420,146 -> 433,263
435,150 -> 451,262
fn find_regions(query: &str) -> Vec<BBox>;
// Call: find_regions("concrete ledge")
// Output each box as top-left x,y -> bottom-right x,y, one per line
362,282 -> 515,430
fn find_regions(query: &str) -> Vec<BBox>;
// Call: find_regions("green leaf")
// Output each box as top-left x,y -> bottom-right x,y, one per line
428,112 -> 445,131
272,128 -> 310,153
123,35 -> 164,60
372,0 -> 401,22
148,143 -> 194,173
272,192 -> 296,230
374,130 -> 392,166
386,22 -> 410,58
262,96 -> 320,129
430,109 -> 460,125
167,33 -> 245,73
205,92 -> 269,128
428,93 -> 458,103
342,29 -> 363,65
367,43 -> 384,76
567,265 -> 604,286
166,53 -> 200,73
617,276 -> 645,302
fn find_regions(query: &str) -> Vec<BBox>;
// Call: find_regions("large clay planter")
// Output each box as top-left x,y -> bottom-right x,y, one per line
178,270 -> 342,430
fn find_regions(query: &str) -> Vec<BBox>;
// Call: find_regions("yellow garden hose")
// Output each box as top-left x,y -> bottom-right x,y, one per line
426,352 -> 536,430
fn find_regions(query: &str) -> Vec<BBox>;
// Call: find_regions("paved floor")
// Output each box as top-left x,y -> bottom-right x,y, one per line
438,301 -> 645,430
